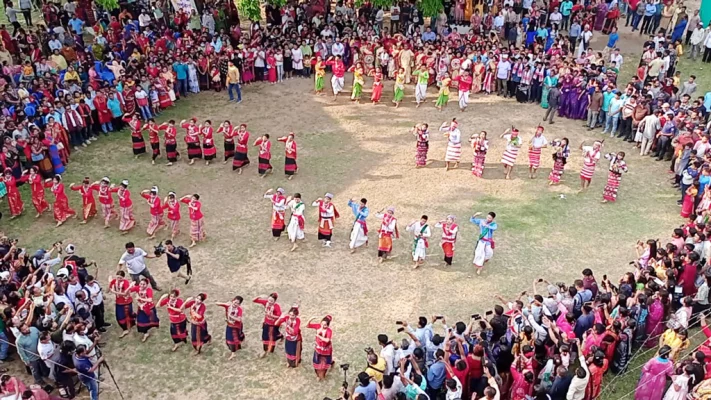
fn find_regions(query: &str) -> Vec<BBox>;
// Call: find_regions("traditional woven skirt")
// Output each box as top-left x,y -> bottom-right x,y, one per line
258,156 -> 272,175
225,324 -> 244,352
371,83 -> 383,102
166,143 -> 179,162
187,142 -> 202,159
501,148 -> 519,167
435,93 -> 449,107
233,149 -> 250,169
150,142 -> 160,159
378,235 -> 393,253
119,206 -> 136,231
548,158 -> 565,183
82,202 -> 97,220
132,134 -> 146,155
31,194 -> 49,214
472,153 -> 486,177
137,307 -> 160,334
445,142 -> 462,162
53,198 -> 75,222
580,162 -> 596,181
315,75 -> 324,91
318,221 -> 333,240
312,352 -> 333,371
261,323 -> 283,351
191,322 -> 211,348
6,192 -> 22,216
393,86 -> 404,102
203,143 -> 216,161
147,214 -> 165,236
224,141 -> 235,161
602,171 -> 622,202
190,218 -> 206,242
285,339 -> 302,365
442,242 -> 454,258
100,203 -> 115,224
272,213 -> 285,237
284,156 -> 297,176
351,82 -> 362,100
170,320 -> 188,343
115,303 -> 136,331
416,141 -> 428,166
528,147 -> 542,168
168,218 -> 180,237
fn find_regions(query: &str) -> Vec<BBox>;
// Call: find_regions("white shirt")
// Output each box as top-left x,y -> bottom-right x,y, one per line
549,11 -> 562,24
704,32 -> 711,48
445,376 -> 463,400
38,341 -> 57,369
85,282 -> 103,305
610,53 -> 623,68
48,39 -> 63,51
531,134 -> 548,149
380,344 -> 395,374
53,293 -> 73,311
332,42 -> 345,56
67,282 -> 82,305
118,248 -> 148,274
73,333 -> 97,360
390,6 -> 400,20
375,9 -> 384,22
138,13 -> 152,27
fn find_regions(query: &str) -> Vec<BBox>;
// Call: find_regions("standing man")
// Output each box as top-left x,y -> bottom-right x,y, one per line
74,345 -> 104,400
543,83 -> 561,124
471,211 -> 497,275
226,61 -> 242,103
17,323 -> 50,388
326,55 -> 346,100
686,10 -> 701,45
560,0 -> 573,30
348,198 -> 369,253
18,0 -> 31,26
496,54 -> 512,97
85,275 -> 111,332
406,215 -> 431,269
390,2 -> 401,32
689,22 -> 705,60
117,242 -> 161,290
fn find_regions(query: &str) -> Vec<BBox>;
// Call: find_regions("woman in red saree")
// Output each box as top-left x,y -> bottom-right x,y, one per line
155,78 -> 173,109
122,83 -> 137,116
46,117 -> 71,163
18,167 -> 49,217
45,175 -> 76,226
584,350 -> 609,400
70,177 -> 97,223
197,55 -> 210,90
266,52 -> 277,84
2,168 -> 23,218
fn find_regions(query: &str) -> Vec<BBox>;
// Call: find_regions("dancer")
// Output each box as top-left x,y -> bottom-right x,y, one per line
45,175 -> 75,226
218,121 -> 236,163
95,177 -> 116,228
392,68 -> 406,108
109,271 -> 135,339
412,123 -> 430,168
579,140 -> 603,192
233,124 -> 251,173
124,113 -> 146,159
306,315 -> 334,381
277,132 -> 298,180
602,151 -> 628,203
163,192 -> 181,239
70,177 -> 97,224
312,194 -> 339,248
1,169 -> 23,219
350,63 -> 365,103
370,69 -> 383,104
435,215 -> 458,266
181,118 -> 202,165
254,134 -> 273,177
144,119 -> 161,165
216,296 -> 244,360
264,188 -> 287,240
471,211 -> 497,275
141,186 -> 165,239
440,119 -> 462,171
200,120 -> 216,165
548,138 -> 570,185
500,128 -> 522,180
527,126 -> 549,179
254,293 -> 283,358
326,55 -> 346,100
413,64 -> 429,108
129,277 -> 160,342
406,215 -> 431,269
276,305 -> 302,368
158,289 -> 188,352
19,167 -> 49,218
435,73 -> 452,111
286,193 -> 306,252
180,193 -> 206,248
375,207 -> 399,262
183,293 -> 211,355
470,131 -> 489,178
159,120 -> 179,165
314,56 -> 326,95
455,69 -> 473,111
114,180 -> 135,233
348,198 -> 369,253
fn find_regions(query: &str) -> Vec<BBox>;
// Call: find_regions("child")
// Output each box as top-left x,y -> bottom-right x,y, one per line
210,66 -> 221,92
149,85 -> 161,116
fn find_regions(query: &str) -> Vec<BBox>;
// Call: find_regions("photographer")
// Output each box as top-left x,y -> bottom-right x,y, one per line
73,344 -> 104,400
351,372 -> 377,400
363,348 -> 386,384
63,244 -> 95,286
159,240 -> 192,285
117,242 -> 161,291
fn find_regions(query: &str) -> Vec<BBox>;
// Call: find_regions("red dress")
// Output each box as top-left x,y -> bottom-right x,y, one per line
124,117 -> 146,156
2,175 -> 23,216
157,296 -> 188,343
46,181 -> 76,222
70,184 -> 97,220
253,298 -> 282,350
144,123 -> 161,158
200,126 -> 216,160
181,198 -> 205,242
183,299 -> 211,348
267,55 -> 277,83
371,71 -> 383,102
277,137 -> 297,175
307,322 -> 334,370
255,138 -> 272,175
142,193 -> 165,236
19,173 -> 48,214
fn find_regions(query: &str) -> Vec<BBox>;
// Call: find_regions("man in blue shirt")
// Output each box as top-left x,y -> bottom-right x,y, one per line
353,372 -> 378,400
68,16 -> 84,35
172,60 -> 189,97
560,0 -> 573,30
603,91 -> 624,136
568,21 -> 581,53
74,345 -> 104,400
422,27 -> 436,42
641,0 -> 656,35
471,211 -> 497,274
606,26 -> 619,50
426,349 -> 446,398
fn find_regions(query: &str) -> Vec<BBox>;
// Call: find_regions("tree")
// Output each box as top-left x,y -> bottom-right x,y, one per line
419,0 -> 443,17
237,0 -> 262,21
95,0 -> 119,11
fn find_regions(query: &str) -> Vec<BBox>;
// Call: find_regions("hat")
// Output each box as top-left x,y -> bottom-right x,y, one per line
325,193 -> 334,199
168,191 -> 176,197
65,244 -> 75,254
150,186 -> 159,193
276,188 -> 285,194
101,176 -> 110,183
121,179 -> 129,186
536,125 -> 544,132
387,206 -> 396,213
56,268 -> 69,278
0,271 -> 9,281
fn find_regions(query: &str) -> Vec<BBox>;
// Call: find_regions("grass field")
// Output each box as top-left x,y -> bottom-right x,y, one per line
1,13 -> 710,400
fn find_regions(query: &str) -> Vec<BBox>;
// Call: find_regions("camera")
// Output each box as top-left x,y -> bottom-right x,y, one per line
340,363 -> 349,371
153,242 -> 166,257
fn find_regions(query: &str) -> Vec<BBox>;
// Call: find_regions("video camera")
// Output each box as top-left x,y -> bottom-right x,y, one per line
154,242 -> 166,257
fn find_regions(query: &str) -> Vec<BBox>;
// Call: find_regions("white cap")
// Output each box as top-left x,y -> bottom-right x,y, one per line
65,244 -> 75,254
57,268 -> 69,278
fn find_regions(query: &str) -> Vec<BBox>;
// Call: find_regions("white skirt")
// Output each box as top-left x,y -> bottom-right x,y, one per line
349,223 -> 368,249
413,240 -> 427,261
287,216 -> 305,242
415,83 -> 427,102
332,76 -> 345,94
473,240 -> 493,266
445,142 -> 462,162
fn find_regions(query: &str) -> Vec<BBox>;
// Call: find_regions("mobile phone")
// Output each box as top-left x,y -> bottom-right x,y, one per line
537,278 -> 544,283
603,274 -> 608,281
434,315 -> 444,320
472,314 -> 481,320
485,310 -> 493,316
395,320 -> 403,325
397,327 -> 405,333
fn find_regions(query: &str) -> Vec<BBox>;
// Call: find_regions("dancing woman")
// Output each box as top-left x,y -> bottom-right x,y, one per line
158,120 -> 179,165
306,315 -> 334,381
527,126 -> 548,179
163,192 -> 181,239
392,68 -> 405,108
94,177 -> 116,228
69,177 -> 97,224
254,293 -> 283,358
123,113 -> 146,159
143,119 -> 161,165
158,289 -> 188,352
254,134 -> 273,177
181,118 -> 202,165
113,180 -> 135,233
312,194 -> 339,247
141,186 -> 165,239
277,133 -> 298,180
216,296 -> 244,360
264,188 -> 287,239
470,131 -> 489,177
233,124 -> 250,173
109,271 -> 135,338
412,123 -> 429,168
18,167 -> 49,218
129,278 -> 160,342
200,120 -> 217,165
602,151 -> 628,203
183,293 -> 212,355
440,119 -> 462,171
548,138 -> 570,185
218,121 -> 236,163
435,215 -> 458,266
500,128 -> 522,180
45,175 -> 75,226
180,194 -> 206,248
579,140 -> 603,192
1,169 -> 23,218
276,305 -> 302,368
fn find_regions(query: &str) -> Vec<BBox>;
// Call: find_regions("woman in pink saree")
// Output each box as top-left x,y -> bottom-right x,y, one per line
635,345 -> 674,400
644,295 -> 666,348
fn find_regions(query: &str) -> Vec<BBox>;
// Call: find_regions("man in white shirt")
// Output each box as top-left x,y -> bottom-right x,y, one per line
566,341 -> 590,400
48,35 -> 63,52
5,2 -> 19,33
320,26 -> 334,38
610,48 -> 623,69
85,275 -> 110,331
255,48 -> 266,81
378,334 -> 395,374
549,7 -> 563,27
391,4 -> 401,32
138,10 -> 152,28
117,242 -> 161,290
689,22 -> 705,60
703,28 -> 711,63
375,7 -> 384,33
332,37 -> 345,58
37,331 -> 59,381
496,55 -> 512,96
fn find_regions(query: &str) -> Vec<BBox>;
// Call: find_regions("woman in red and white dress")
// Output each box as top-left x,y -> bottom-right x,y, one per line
306,315 -> 334,381
158,289 -> 188,352
264,188 -> 287,239
163,192 -> 182,239
109,271 -> 135,338
254,134 -> 273,177
527,126 -> 548,179
232,124 -> 250,173
1,169 -> 23,219
180,194 -> 205,247
181,118 -> 202,165
253,293 -> 283,358
500,128 -> 522,180
579,140 -> 603,193
470,131 -> 489,178
69,177 -> 97,224
200,120 -> 217,165
112,180 -> 135,233
435,215 -> 458,266
276,305 -> 302,368
215,296 -> 244,360
159,120 -> 179,165
94,177 -> 116,228
123,113 -> 146,158
217,120 -> 236,163
183,293 -> 212,355
143,119 -> 161,165
44,175 -> 75,226
141,186 -> 165,239
277,132 -> 297,179
18,167 -> 49,218
128,278 -> 160,342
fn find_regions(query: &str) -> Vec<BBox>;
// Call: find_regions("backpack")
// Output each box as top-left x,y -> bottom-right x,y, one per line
176,246 -> 192,275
